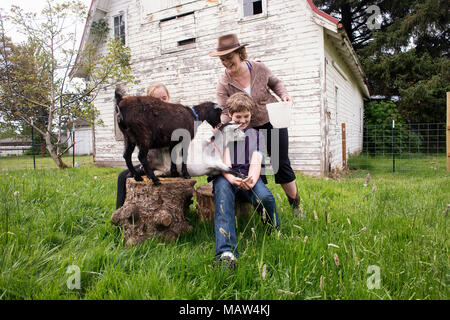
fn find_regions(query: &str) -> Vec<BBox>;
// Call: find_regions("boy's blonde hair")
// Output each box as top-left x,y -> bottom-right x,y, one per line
226,92 -> 255,115
146,82 -> 170,99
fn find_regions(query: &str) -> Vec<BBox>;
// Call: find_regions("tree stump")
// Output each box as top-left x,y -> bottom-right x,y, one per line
111,177 -> 196,246
194,184 -> 252,221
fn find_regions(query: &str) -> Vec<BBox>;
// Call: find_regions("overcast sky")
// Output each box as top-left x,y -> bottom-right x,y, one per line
1,0 -> 92,44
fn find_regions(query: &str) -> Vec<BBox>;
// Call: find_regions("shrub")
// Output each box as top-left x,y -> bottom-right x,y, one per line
363,101 -> 423,155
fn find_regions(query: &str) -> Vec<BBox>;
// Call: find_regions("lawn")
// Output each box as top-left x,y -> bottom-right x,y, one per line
0,155 -> 448,300
348,153 -> 447,174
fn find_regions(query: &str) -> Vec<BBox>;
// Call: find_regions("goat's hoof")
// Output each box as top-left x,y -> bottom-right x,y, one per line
183,174 -> 191,180
150,176 -> 161,185
134,175 -> 143,182
170,171 -> 180,178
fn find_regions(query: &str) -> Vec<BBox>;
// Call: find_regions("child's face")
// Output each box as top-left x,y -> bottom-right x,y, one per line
152,87 -> 169,102
229,110 -> 251,129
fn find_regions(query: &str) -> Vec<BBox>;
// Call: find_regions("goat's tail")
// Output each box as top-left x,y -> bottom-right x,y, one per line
115,86 -> 126,123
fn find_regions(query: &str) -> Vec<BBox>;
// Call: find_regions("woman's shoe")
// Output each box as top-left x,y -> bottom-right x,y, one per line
288,193 -> 305,218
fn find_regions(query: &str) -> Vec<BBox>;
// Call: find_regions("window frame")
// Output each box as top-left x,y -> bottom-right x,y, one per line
113,13 -> 126,45
238,0 -> 268,22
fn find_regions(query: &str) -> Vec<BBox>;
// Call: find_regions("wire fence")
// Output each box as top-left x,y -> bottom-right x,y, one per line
0,128 -> 94,170
348,122 -> 447,173
1,123 -> 446,173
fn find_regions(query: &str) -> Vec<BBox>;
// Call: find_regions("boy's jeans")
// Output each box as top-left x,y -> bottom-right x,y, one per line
213,175 -> 280,259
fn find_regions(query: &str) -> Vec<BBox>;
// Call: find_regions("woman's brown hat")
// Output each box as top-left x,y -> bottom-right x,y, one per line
208,34 -> 248,57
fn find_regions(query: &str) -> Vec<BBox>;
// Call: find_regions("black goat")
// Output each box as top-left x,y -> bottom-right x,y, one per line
115,87 -> 222,185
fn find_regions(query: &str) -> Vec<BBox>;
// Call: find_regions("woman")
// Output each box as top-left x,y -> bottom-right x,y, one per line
209,34 -> 300,212
116,82 -> 171,209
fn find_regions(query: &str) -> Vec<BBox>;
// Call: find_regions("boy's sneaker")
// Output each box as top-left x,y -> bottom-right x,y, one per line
217,251 -> 237,269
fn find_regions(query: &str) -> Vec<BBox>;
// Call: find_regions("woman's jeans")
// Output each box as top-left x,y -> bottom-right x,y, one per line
213,175 -> 280,258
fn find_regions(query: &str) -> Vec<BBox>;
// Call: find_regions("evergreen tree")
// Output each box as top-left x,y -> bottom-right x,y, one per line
314,0 -> 449,123
314,0 -> 379,50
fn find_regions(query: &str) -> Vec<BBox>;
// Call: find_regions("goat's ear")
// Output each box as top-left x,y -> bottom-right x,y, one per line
115,85 -> 126,104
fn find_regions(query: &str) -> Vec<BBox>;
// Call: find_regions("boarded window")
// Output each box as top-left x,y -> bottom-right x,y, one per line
160,12 -> 196,54
113,14 -> 125,45
243,0 -> 263,16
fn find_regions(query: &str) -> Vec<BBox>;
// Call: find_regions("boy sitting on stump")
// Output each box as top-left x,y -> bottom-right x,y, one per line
213,92 -> 280,265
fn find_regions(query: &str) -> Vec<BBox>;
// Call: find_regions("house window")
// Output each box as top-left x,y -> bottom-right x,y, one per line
178,38 -> 196,46
113,14 -> 125,45
243,0 -> 263,16
239,0 -> 267,22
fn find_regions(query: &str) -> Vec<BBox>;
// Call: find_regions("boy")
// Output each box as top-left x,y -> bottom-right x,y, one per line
213,92 -> 280,265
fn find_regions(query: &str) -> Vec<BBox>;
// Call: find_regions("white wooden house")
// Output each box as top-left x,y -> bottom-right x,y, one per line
73,0 -> 369,176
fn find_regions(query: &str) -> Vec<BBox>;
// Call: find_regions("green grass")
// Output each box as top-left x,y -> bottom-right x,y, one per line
348,153 -> 446,174
0,156 -> 448,300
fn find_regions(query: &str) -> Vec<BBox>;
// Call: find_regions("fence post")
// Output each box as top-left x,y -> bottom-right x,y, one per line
447,92 -> 449,172
31,123 -> 36,170
72,130 -> 75,168
392,120 -> 395,173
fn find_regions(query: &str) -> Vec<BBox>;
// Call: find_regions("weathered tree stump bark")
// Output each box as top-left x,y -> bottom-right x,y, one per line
111,177 -> 196,246
194,184 -> 252,221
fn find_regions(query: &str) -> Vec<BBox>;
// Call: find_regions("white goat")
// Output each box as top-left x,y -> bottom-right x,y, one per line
146,122 -> 246,178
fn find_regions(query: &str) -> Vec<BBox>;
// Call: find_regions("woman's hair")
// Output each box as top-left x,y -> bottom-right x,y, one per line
235,46 -> 248,61
146,82 -> 170,99
226,92 -> 255,115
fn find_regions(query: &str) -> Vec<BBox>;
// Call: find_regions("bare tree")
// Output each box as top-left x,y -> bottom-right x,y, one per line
0,0 -> 134,168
